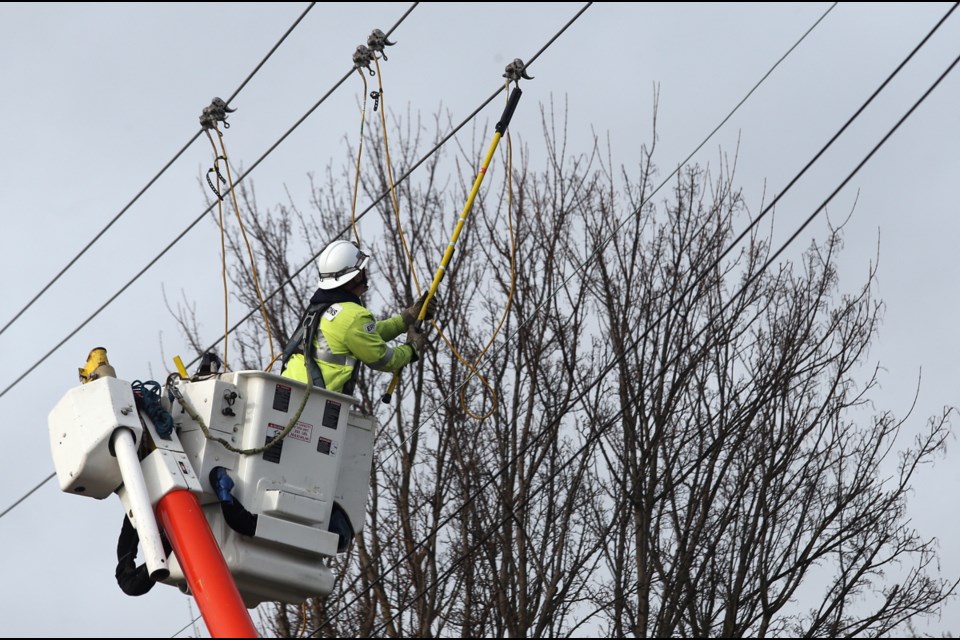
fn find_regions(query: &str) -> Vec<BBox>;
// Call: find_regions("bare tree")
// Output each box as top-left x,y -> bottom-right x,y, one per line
173,98 -> 956,638
580,139 -> 957,637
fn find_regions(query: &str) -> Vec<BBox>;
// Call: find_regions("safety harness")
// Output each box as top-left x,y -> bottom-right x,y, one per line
281,301 -> 361,395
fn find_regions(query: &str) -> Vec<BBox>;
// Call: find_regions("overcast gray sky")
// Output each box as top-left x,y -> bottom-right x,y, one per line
2,2 -> 960,637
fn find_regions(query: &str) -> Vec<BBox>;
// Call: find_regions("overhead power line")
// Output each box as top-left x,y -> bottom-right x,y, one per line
186,2 -> 592,374
0,3 -> 419,403
0,3 -> 318,340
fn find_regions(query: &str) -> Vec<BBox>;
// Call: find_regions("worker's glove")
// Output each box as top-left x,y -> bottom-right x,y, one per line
401,291 -> 440,326
209,467 -> 235,505
406,324 -> 429,361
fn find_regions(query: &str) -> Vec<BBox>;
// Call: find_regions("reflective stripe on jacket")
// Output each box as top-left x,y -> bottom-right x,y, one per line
281,301 -> 415,393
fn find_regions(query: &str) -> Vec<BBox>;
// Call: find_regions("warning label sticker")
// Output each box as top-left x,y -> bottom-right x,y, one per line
267,421 -> 313,443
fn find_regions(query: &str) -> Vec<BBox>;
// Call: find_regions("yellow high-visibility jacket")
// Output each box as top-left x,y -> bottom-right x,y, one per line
281,301 -> 416,394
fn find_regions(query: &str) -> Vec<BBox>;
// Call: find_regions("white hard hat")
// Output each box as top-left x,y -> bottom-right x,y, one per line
316,240 -> 370,290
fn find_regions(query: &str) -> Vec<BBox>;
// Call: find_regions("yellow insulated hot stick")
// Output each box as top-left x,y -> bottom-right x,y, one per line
382,86 -> 523,404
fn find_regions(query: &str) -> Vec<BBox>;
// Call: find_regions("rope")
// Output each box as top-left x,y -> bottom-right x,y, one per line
205,129 -> 233,370
350,65 -> 369,246
200,106 -> 277,370
372,55 -> 422,296
166,372 -> 312,456
131,379 -> 174,439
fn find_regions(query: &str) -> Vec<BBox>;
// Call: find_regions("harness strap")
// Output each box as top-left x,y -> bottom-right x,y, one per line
281,302 -> 330,389
281,303 -> 324,366
281,301 -> 362,394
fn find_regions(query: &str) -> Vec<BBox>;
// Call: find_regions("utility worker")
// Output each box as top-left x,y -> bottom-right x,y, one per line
281,239 -> 438,395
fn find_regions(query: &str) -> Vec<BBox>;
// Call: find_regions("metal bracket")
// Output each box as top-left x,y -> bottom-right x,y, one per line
353,45 -> 375,76
366,28 -> 395,61
199,97 -> 236,130
503,58 -> 534,82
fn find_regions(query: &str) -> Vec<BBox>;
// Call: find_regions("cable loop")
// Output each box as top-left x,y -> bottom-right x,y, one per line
205,156 -> 228,201
132,379 -> 174,440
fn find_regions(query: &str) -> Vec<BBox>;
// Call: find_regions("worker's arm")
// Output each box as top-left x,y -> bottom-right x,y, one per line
376,313 -> 407,343
346,310 -> 416,372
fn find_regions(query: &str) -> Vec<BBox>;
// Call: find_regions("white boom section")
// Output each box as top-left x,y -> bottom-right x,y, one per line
48,368 -> 377,608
